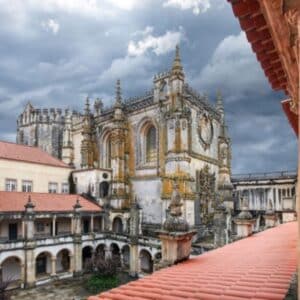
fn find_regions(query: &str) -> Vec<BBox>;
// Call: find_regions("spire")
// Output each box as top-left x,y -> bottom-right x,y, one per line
216,90 -> 224,116
171,44 -> 184,76
84,97 -> 90,115
115,79 -> 122,108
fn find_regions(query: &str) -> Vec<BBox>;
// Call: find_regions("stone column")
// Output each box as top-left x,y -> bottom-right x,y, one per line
90,215 -> 94,233
157,183 -> 196,267
24,196 -> 36,288
69,254 -> 74,273
264,199 -> 277,228
52,215 -> 56,237
234,198 -> 255,238
129,244 -> 139,277
51,257 -> 56,276
20,264 -> 25,288
21,220 -> 25,239
105,248 -> 111,260
73,199 -> 83,276
129,196 -> 141,277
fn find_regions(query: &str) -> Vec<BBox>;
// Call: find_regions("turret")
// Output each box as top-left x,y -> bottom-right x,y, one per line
216,90 -> 224,122
80,97 -> 95,169
217,91 -> 233,209
170,45 -> 185,108
62,109 -> 74,166
114,79 -> 124,120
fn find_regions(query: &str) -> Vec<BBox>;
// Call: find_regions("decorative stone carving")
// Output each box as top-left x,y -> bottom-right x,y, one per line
197,113 -> 214,150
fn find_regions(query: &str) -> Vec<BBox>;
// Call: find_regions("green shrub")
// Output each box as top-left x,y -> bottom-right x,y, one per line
86,274 -> 119,294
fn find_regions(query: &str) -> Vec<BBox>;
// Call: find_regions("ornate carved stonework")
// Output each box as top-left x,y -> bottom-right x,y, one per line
197,113 -> 214,150
196,165 -> 216,225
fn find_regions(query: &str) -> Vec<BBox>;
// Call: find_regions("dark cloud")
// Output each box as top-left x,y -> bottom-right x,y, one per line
0,0 -> 296,173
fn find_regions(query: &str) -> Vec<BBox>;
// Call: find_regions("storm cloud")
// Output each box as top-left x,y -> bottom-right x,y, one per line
0,0 -> 296,173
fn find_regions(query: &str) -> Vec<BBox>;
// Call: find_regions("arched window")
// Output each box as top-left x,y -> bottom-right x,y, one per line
106,137 -> 112,168
146,126 -> 157,163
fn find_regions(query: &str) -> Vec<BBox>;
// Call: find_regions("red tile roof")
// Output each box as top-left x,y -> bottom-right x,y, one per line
0,140 -> 70,168
227,0 -> 287,93
0,191 -> 102,212
89,222 -> 297,300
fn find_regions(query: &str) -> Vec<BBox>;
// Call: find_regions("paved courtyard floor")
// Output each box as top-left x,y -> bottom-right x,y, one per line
9,277 -> 93,300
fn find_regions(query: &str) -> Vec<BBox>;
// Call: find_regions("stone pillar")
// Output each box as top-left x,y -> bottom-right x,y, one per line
69,254 -> 74,272
90,215 -> 94,233
157,183 -> 196,267
20,264 -> 25,288
21,220 -> 25,239
214,201 -> 229,247
51,257 -> 56,276
234,198 -> 255,238
24,196 -> 36,288
264,199 -> 277,228
52,215 -> 56,237
129,196 -> 141,277
129,244 -> 139,277
73,199 -> 83,276
105,248 -> 112,260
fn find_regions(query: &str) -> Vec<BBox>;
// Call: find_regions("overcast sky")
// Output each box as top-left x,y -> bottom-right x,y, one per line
0,0 -> 297,174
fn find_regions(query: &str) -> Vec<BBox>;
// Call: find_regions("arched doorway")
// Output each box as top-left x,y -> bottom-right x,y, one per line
56,249 -> 70,273
82,246 -> 93,270
122,245 -> 130,269
112,217 -> 123,234
95,244 -> 106,260
99,182 -> 110,198
36,252 -> 52,276
1,257 -> 21,283
110,243 -> 121,267
140,249 -> 153,274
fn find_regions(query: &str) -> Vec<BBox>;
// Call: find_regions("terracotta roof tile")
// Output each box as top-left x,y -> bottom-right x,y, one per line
0,191 -> 101,212
90,222 -> 296,300
0,140 -> 70,168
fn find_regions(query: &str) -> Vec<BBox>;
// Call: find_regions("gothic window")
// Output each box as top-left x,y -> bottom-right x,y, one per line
104,136 -> 112,168
146,125 -> 157,163
99,181 -> 110,198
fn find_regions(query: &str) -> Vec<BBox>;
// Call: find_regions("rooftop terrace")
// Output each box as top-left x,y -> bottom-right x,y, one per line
89,221 -> 297,300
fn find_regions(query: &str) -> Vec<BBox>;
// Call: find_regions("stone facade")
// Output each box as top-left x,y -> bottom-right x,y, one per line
17,103 -> 79,159
16,47 -> 233,240
232,171 -> 297,227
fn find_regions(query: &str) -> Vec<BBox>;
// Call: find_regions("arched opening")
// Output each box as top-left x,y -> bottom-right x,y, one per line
139,249 -> 153,274
56,249 -> 70,273
146,125 -> 157,163
112,217 -> 123,234
1,257 -> 21,283
122,245 -> 130,269
36,252 -> 52,276
99,181 -> 110,198
110,243 -> 121,267
95,244 -> 106,260
104,136 -> 112,168
82,246 -> 93,270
